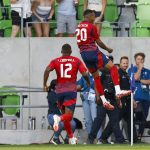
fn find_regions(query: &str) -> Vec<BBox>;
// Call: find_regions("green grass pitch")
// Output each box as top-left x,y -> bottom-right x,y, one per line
0,144 -> 150,150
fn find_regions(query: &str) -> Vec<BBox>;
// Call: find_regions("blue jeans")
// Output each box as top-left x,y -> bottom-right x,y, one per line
47,114 -> 76,139
82,95 -> 102,138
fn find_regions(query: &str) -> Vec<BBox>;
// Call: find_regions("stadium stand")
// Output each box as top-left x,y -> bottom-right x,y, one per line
0,0 -> 150,37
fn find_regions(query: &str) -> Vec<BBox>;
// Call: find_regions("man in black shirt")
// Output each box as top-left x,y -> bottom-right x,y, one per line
100,56 -> 138,143
86,56 -> 125,144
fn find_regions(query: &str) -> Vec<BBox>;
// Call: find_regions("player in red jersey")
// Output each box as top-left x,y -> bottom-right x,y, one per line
75,9 -> 131,110
43,43 -> 90,144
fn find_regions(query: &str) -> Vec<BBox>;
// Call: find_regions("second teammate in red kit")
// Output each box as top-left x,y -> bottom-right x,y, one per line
43,43 -> 90,144
75,9 -> 131,110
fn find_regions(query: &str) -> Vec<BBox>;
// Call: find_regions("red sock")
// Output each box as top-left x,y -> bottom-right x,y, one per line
109,65 -> 120,85
94,75 -> 104,95
64,121 -> 73,138
60,113 -> 72,121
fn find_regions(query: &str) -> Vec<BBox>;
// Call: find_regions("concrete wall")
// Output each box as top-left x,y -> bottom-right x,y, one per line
0,37 -> 150,130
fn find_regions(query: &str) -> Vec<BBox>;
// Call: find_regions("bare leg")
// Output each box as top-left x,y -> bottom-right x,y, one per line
42,22 -> 50,37
33,23 -> 42,37
11,25 -> 20,37
92,70 -> 114,110
23,27 -> 32,37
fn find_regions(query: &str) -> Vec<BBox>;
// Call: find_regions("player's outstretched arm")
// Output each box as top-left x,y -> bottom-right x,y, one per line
43,67 -> 51,92
95,38 -> 113,53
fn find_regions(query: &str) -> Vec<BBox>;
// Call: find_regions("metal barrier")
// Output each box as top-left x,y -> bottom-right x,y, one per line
0,87 -> 82,130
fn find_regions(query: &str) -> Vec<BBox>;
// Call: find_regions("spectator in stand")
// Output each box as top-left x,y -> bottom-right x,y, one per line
47,79 -> 76,145
56,0 -> 78,37
84,0 -> 107,35
31,0 -> 55,37
128,52 -> 150,138
11,0 -> 32,37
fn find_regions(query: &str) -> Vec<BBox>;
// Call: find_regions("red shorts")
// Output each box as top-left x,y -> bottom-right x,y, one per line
57,91 -> 77,111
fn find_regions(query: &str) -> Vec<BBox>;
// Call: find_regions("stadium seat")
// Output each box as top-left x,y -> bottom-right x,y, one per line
2,0 -> 11,20
77,0 -> 84,20
136,0 -> 150,21
2,0 -> 10,6
138,0 -> 150,3
131,20 -> 150,37
0,20 -> 12,37
0,87 -> 20,116
54,1 -> 58,20
101,21 -> 113,37
0,7 -> 3,20
104,0 -> 119,23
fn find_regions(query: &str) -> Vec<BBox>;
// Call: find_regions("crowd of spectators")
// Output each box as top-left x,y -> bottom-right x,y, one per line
8,0 -> 106,37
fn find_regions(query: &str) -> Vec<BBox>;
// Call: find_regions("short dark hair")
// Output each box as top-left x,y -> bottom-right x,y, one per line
134,52 -> 145,60
120,56 -> 128,63
83,9 -> 94,16
61,43 -> 72,54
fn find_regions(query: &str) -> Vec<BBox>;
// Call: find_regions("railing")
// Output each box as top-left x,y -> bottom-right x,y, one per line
0,87 -> 83,130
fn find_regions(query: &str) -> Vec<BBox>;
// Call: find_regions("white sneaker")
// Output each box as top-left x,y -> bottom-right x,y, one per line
116,90 -> 131,99
69,137 -> 77,145
53,115 -> 60,132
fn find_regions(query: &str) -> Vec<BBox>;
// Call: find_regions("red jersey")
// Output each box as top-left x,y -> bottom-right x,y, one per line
75,21 -> 99,52
48,55 -> 87,93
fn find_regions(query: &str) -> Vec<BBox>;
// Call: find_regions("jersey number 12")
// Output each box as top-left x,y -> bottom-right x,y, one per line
60,63 -> 72,78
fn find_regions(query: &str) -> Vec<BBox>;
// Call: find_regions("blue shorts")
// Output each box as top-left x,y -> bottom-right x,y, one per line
57,92 -> 77,111
81,49 -> 109,73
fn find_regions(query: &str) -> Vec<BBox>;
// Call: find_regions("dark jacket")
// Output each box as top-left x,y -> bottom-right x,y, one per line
47,90 -> 61,115
118,68 -> 131,108
100,68 -> 117,106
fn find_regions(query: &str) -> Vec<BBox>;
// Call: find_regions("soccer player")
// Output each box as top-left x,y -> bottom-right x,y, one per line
43,43 -> 90,144
75,9 -> 131,110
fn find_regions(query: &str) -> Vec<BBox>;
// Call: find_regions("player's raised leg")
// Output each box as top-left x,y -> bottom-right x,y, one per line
105,60 -> 131,99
